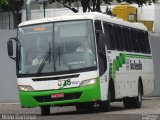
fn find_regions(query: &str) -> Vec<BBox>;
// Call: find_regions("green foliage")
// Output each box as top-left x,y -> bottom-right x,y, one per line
0,0 -> 9,11
48,0 -> 158,13
0,0 -> 9,5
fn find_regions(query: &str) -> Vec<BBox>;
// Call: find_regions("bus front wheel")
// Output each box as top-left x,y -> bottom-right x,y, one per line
40,106 -> 50,116
99,100 -> 110,112
75,102 -> 94,111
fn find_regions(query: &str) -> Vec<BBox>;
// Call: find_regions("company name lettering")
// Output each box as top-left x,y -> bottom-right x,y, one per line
58,79 -> 80,88
130,60 -> 142,70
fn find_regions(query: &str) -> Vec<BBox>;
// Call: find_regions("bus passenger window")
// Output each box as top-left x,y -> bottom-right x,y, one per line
138,31 -> 144,53
131,29 -> 137,52
95,20 -> 102,31
142,31 -> 146,53
144,32 -> 151,54
137,31 -> 143,53
124,28 -> 130,51
135,30 -> 141,53
112,25 -> 119,49
126,28 -> 132,52
128,28 -> 133,52
103,23 -> 113,50
121,27 -> 126,51
117,26 -> 123,51
140,31 -> 147,53
115,26 -> 121,50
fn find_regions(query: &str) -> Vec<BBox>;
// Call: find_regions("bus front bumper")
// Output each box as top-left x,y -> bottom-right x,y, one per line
19,80 -> 100,108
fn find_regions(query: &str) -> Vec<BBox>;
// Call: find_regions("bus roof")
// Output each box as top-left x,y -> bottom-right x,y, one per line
19,12 -> 147,31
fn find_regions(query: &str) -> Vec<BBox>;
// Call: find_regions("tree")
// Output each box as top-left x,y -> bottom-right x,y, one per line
0,0 -> 9,11
0,0 -> 23,28
0,0 -> 158,28
10,0 -> 24,28
48,0 -> 158,13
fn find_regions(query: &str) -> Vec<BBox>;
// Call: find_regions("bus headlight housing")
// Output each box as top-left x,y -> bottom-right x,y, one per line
19,85 -> 34,91
80,79 -> 96,87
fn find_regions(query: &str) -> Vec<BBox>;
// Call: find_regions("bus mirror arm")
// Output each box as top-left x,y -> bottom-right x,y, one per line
7,38 -> 17,61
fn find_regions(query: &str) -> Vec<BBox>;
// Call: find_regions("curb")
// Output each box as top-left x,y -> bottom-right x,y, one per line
143,97 -> 160,100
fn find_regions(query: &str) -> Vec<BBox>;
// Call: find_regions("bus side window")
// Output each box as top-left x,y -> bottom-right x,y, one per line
120,27 -> 125,51
142,31 -> 146,53
144,32 -> 151,54
115,25 -> 121,51
142,32 -> 147,53
110,24 -> 116,50
112,25 -> 118,50
95,20 -> 107,76
121,27 -> 127,51
95,20 -> 103,49
117,26 -> 123,51
124,27 -> 130,51
103,22 -> 113,50
128,28 -> 133,52
131,29 -> 137,52
138,31 -> 145,53
135,30 -> 141,53
95,20 -> 102,31
141,31 -> 149,54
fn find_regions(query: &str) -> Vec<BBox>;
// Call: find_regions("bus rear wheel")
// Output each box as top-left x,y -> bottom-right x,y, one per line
123,82 -> 142,108
40,106 -> 50,116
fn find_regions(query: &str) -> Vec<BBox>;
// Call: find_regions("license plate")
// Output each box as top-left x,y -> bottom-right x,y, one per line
51,93 -> 64,98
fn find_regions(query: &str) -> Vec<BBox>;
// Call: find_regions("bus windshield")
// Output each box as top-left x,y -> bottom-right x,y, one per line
18,20 -> 97,76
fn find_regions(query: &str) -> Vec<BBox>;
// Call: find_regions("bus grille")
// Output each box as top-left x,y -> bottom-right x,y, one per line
34,92 -> 82,103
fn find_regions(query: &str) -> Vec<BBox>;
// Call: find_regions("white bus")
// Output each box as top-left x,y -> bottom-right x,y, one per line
7,12 -> 154,115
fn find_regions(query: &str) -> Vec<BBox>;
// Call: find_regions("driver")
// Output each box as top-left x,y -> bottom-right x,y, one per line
32,51 -> 43,65
76,40 -> 93,55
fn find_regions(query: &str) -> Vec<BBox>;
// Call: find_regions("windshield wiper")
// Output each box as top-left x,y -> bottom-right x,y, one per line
36,51 -> 51,75
37,42 -> 51,75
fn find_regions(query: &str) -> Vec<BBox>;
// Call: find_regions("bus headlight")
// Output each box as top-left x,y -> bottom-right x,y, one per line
80,79 -> 96,86
19,85 -> 34,91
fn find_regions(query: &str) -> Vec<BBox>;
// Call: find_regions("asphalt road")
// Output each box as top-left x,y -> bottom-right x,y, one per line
0,98 -> 160,120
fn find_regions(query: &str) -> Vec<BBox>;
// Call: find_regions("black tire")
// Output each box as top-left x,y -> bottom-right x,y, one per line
75,104 -> 85,111
75,102 -> 94,111
99,100 -> 110,112
40,106 -> 50,116
132,83 -> 142,108
123,82 -> 142,108
99,87 -> 111,112
123,98 -> 133,108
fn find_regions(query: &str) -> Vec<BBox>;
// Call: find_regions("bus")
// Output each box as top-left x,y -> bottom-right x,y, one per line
7,12 -> 154,115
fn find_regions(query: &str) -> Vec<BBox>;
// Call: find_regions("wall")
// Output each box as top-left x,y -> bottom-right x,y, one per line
149,34 -> 160,96
0,30 -> 18,102
0,12 -> 14,30
154,3 -> 160,32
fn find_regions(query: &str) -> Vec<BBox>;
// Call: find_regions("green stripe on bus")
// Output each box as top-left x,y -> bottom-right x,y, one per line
126,54 -> 152,59
109,53 -> 152,81
126,56 -> 152,59
109,53 -> 126,80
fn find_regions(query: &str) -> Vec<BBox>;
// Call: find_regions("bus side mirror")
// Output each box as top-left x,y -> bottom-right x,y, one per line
7,38 -> 16,61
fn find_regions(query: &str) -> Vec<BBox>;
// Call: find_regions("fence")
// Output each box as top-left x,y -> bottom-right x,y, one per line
0,12 -> 14,30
